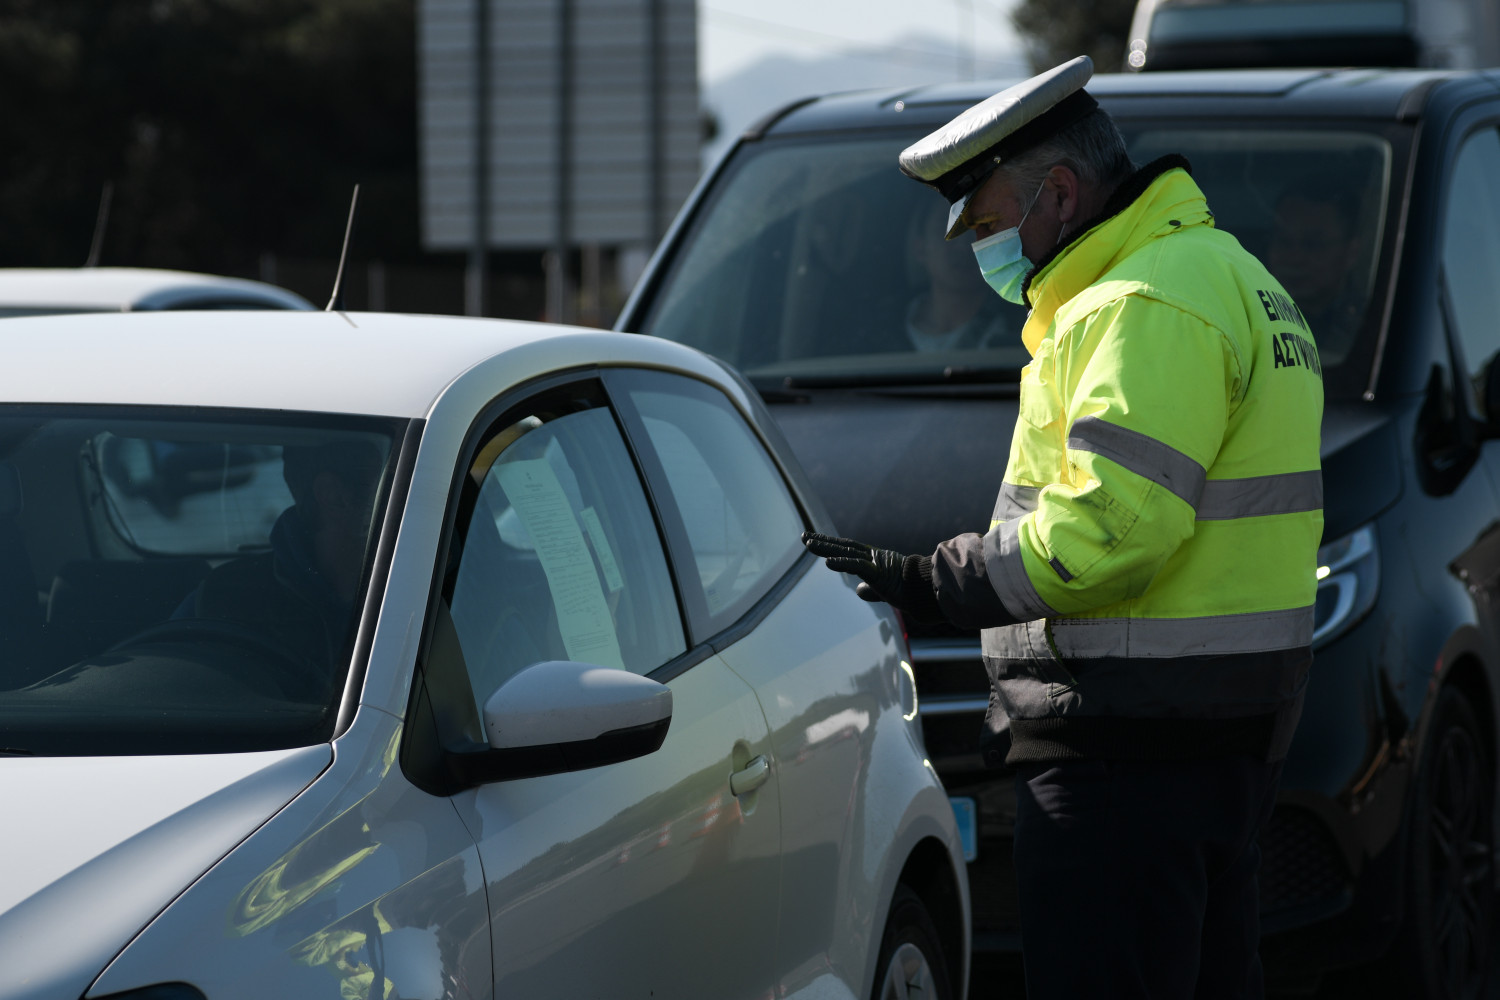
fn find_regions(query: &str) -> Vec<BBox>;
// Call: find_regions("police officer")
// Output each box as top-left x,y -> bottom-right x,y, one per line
802,56 -> 1323,999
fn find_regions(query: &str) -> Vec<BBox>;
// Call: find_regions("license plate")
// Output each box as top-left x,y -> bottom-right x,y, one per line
949,796 -> 977,862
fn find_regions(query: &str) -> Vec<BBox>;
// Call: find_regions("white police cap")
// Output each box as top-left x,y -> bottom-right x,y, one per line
899,55 -> 1097,239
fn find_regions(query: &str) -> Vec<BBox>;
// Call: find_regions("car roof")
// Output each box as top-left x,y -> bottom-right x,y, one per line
752,67 -> 1500,137
0,267 -> 315,312
0,310 -> 726,418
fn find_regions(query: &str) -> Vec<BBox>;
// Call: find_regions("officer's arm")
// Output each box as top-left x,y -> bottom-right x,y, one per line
929,295 -> 1237,625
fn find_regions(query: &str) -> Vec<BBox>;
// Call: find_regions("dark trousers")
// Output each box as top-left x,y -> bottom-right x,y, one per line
1012,754 -> 1284,1000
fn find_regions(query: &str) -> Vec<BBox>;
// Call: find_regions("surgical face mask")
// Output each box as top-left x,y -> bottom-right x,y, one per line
971,180 -> 1046,305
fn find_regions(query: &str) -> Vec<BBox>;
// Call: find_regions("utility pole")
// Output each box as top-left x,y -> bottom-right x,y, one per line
466,0 -> 491,316
547,0 -> 575,323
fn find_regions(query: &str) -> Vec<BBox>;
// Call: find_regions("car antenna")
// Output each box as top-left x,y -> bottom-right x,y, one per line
326,183 -> 360,311
84,180 -> 114,268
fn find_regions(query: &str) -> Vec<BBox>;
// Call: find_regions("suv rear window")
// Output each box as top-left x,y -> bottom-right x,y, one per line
636,122 -> 1394,398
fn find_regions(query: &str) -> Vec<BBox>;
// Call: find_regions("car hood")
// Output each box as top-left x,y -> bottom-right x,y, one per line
0,745 -> 331,1000
769,392 -> 1399,556
770,392 -> 1018,555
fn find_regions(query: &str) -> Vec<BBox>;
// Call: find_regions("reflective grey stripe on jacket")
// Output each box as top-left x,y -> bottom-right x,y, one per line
985,606 -> 1315,661
992,483 -> 1041,522
1196,470 -> 1323,519
1069,415 -> 1206,508
980,611 -> 1313,722
981,520 -> 1057,622
990,464 -> 1321,525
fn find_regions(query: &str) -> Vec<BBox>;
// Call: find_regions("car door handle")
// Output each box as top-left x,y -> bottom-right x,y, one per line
730,755 -> 770,797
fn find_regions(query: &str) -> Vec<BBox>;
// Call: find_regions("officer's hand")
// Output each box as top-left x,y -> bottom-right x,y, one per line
801,531 -> 903,600
801,531 -> 944,624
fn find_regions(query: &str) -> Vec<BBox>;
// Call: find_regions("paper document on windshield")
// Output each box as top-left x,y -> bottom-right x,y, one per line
495,458 -> 625,671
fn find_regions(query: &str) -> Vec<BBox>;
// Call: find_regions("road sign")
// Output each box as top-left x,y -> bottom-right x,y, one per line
419,0 -> 701,252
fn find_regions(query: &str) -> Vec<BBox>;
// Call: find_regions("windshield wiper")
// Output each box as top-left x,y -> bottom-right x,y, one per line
0,747 -> 35,756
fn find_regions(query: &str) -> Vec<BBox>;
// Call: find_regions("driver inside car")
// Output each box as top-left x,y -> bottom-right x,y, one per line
171,442 -> 385,677
903,203 -> 1012,352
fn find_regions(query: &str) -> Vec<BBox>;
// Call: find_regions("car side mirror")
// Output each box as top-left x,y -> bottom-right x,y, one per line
449,660 -> 672,786
1415,364 -> 1479,496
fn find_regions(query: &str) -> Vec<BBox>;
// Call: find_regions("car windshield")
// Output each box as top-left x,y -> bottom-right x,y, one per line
0,406 -> 405,756
635,121 -> 1395,399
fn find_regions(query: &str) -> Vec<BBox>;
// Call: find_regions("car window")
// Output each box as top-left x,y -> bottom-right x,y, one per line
1441,126 -> 1500,409
427,381 -> 686,745
1127,127 -> 1390,369
0,408 -> 403,755
634,124 -> 1395,400
613,371 -> 805,636
1145,0 -> 1406,43
162,299 -> 291,311
0,307 -> 116,318
97,438 -> 292,555
638,135 -> 1030,385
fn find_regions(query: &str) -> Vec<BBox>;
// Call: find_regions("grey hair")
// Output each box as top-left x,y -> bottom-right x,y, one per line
998,109 -> 1136,202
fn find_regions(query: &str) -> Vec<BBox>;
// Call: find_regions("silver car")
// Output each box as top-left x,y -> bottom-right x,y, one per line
0,267 -> 313,317
0,310 -> 968,1000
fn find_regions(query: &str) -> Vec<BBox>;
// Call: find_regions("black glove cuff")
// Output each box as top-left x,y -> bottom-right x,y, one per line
899,554 -> 945,625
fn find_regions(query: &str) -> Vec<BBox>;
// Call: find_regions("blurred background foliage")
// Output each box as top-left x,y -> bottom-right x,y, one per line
1012,0 -> 1135,72
0,0 -> 418,271
0,0 -> 1131,282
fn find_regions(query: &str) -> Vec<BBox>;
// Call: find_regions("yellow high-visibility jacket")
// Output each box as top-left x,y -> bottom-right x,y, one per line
930,156 -> 1324,764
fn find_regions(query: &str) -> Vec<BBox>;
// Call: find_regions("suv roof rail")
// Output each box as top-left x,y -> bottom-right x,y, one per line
742,95 -> 823,141
1394,75 -> 1450,121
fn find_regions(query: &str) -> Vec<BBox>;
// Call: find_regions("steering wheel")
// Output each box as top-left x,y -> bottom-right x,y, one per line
109,617 -> 329,700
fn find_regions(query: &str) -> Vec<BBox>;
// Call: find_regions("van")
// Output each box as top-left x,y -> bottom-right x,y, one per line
619,65 -> 1500,996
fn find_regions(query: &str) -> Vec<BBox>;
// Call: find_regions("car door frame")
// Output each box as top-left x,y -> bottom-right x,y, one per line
397,362 -> 794,998
599,365 -> 825,657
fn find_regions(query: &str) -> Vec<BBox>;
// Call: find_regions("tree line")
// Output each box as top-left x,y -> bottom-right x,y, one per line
0,0 -> 1132,275
0,0 -> 418,272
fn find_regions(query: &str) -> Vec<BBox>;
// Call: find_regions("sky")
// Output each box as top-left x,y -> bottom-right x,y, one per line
694,0 -> 1031,165
697,0 -> 1027,86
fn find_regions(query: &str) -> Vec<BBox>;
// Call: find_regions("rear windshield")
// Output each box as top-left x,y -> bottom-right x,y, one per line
1148,0 -> 1407,43
0,406 -> 405,756
635,121 -> 1396,399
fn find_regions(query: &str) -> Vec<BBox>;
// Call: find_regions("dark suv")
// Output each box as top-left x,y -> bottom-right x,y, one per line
619,68 -> 1500,995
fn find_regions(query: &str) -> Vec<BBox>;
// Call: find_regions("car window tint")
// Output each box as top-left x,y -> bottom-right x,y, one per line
1441,126 -> 1500,407
97,437 -> 293,555
436,388 -> 685,741
0,408 -> 402,755
1128,127 -> 1391,369
636,135 -> 1030,384
635,125 -> 1395,400
620,374 -> 804,634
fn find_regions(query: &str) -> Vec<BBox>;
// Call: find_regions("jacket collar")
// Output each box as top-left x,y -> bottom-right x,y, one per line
1019,154 -> 1205,353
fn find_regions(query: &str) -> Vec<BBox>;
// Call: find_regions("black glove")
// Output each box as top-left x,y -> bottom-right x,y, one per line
801,531 -> 944,624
